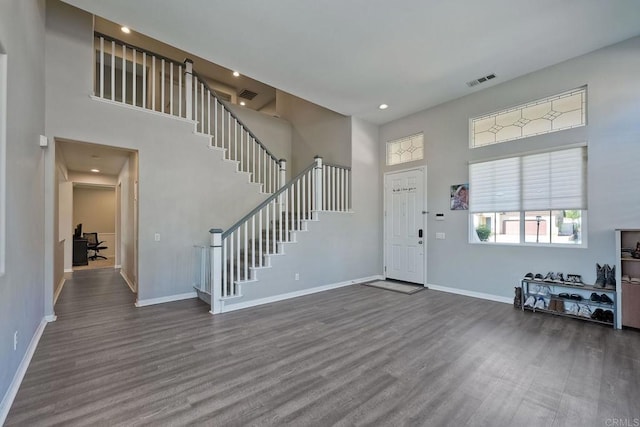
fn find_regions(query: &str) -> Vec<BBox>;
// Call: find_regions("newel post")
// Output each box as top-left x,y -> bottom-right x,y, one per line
209,228 -> 223,314
184,59 -> 194,120
314,156 -> 323,214
279,159 -> 287,189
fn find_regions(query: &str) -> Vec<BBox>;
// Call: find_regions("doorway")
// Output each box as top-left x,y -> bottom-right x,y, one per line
384,167 -> 426,284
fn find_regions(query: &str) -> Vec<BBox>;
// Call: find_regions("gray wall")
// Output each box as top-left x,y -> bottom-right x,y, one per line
117,153 -> 137,290
0,0 -> 46,413
45,1 -> 271,301
380,36 -> 640,298
276,90 -> 351,174
224,116 -> 383,307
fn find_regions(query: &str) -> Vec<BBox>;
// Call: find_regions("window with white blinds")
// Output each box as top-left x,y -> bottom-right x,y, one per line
469,146 -> 587,246
470,147 -> 586,212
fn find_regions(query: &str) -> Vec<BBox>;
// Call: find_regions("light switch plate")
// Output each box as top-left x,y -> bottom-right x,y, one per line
435,232 -> 445,240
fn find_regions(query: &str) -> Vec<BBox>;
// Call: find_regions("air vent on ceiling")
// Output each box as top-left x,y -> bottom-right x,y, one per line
238,89 -> 258,100
466,73 -> 496,88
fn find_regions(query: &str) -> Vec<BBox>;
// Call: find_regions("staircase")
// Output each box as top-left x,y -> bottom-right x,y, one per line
93,32 -> 353,312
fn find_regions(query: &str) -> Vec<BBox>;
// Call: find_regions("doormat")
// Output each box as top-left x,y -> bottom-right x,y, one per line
363,280 -> 424,294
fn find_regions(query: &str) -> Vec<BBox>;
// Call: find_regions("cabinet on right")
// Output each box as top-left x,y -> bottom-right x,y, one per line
616,229 -> 640,329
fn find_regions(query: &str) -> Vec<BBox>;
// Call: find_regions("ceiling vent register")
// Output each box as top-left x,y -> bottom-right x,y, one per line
238,89 -> 258,100
466,73 -> 496,87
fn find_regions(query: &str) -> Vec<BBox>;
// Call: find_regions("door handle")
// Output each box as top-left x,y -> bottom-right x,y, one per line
418,240 -> 423,245
418,229 -> 423,238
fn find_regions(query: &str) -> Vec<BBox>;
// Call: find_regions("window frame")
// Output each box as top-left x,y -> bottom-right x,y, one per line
386,132 -> 424,166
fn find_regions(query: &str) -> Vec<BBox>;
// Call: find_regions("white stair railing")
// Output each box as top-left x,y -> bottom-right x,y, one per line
207,157 -> 352,313
93,33 -> 281,193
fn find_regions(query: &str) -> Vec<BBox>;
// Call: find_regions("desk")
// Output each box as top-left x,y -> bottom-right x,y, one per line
73,239 -> 88,266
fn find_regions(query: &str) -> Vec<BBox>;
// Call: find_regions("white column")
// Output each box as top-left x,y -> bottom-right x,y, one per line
209,228 -> 223,314
184,59 -> 193,120
314,156 -> 323,215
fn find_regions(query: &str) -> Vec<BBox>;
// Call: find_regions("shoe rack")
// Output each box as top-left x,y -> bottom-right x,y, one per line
521,278 -> 617,329
616,229 -> 640,329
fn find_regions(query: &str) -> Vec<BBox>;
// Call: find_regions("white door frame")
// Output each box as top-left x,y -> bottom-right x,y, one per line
383,166 -> 427,285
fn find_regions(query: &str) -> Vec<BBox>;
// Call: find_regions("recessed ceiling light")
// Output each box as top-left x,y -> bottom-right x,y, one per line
121,26 -> 131,34
232,71 -> 240,77
240,101 -> 246,106
379,104 -> 389,110
90,168 -> 100,173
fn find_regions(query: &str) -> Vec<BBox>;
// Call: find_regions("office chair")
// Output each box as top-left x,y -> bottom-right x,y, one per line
83,232 -> 108,260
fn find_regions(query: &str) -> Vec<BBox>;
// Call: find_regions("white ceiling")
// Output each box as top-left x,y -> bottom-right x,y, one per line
61,0 -> 640,124
57,139 -> 132,176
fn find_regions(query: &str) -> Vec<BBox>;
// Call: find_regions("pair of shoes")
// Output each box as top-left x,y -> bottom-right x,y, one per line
591,293 -> 614,304
565,274 -> 584,285
595,263 -> 616,289
514,287 -> 523,308
548,299 -> 565,313
542,272 -> 565,283
524,273 -> 534,280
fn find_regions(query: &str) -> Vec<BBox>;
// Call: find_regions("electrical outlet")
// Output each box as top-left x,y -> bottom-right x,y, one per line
436,232 -> 446,240
154,233 -> 160,241
13,331 -> 17,351
295,273 -> 299,281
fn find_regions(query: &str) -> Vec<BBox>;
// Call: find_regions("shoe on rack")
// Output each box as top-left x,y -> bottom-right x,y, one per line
524,295 -> 536,308
524,272 -> 534,280
570,293 -> 583,301
534,297 -> 547,310
565,302 -> 579,316
554,273 -> 565,283
605,264 -> 616,290
600,294 -> 614,305
534,273 -> 544,281
559,292 -> 571,299
555,300 -> 565,313
603,310 -> 614,324
591,308 -> 604,321
578,304 -> 592,318
566,274 -> 584,285
595,263 -> 606,288
590,293 -> 602,303
543,272 -> 555,282
548,299 -> 557,312
622,274 -> 631,283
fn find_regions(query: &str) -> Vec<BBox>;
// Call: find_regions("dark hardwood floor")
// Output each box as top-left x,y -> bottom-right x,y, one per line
6,269 -> 640,426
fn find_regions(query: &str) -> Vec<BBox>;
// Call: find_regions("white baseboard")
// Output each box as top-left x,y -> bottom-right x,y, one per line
54,277 -> 66,305
44,314 -> 57,322
64,268 -> 73,273
120,270 -> 136,293
0,318 -> 47,425
427,283 -> 512,304
135,292 -> 197,307
221,275 -> 384,313
114,264 -> 122,269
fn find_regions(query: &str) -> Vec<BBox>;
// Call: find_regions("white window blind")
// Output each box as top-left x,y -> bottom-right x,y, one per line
470,147 -> 586,213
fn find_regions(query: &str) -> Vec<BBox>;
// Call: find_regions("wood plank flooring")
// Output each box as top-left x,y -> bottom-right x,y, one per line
6,269 -> 640,426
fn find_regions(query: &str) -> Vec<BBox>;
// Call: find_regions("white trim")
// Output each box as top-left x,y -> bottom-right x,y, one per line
54,277 -> 66,304
44,314 -> 57,322
427,283 -> 512,304
135,292 -> 197,307
0,318 -> 47,425
219,275 -> 383,314
120,270 -> 135,293
64,268 -> 73,273
114,264 -> 122,269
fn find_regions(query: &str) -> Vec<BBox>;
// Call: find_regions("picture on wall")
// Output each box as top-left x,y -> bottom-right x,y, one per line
450,183 -> 469,210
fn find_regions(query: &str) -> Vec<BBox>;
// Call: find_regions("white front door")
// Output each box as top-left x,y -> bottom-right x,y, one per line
385,169 -> 425,284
